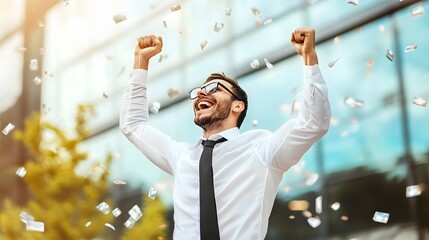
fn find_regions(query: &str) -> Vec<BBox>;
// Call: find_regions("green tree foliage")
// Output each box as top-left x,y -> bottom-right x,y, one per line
0,105 -> 113,240
121,195 -> 168,240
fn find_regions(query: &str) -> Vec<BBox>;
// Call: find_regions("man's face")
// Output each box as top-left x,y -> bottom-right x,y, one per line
193,79 -> 235,130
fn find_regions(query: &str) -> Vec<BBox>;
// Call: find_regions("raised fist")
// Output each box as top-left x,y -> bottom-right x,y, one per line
291,27 -> 316,56
135,35 -> 163,60
291,27 -> 318,65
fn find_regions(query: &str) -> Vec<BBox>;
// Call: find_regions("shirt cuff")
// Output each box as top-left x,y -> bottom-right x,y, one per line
127,69 -> 148,85
303,64 -> 323,84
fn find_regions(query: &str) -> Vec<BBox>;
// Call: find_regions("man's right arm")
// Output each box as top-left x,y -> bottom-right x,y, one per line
119,35 -> 177,175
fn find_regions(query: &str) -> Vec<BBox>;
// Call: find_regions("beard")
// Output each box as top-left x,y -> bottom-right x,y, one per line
194,101 -> 231,130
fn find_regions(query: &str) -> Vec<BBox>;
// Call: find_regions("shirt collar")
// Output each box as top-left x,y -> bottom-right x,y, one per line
195,127 -> 240,147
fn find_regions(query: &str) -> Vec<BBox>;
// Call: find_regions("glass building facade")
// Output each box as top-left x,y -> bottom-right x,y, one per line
1,0 -> 429,239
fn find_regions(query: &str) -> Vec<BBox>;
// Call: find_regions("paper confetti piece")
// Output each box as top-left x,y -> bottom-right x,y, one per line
264,58 -> 273,69
225,8 -> 232,16
105,223 -> 115,231
200,39 -> 208,50
26,221 -> 44,232
113,14 -> 127,24
170,4 -> 181,12
2,123 -> 15,135
386,48 -> 395,61
373,211 -> 389,224
410,4 -> 425,18
96,202 -> 111,215
213,22 -> 224,33
413,96 -> 427,107
406,184 -> 422,198
16,167 -> 27,178
307,217 -> 321,228
148,187 -> 157,200
250,59 -> 260,69
347,0 -> 358,6
404,44 -> 417,53
328,57 -> 340,68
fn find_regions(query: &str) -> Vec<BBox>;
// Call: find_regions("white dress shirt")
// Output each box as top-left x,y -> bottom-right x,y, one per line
120,65 -> 331,240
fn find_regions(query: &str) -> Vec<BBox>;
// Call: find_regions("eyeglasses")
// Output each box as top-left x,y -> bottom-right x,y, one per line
188,82 -> 241,100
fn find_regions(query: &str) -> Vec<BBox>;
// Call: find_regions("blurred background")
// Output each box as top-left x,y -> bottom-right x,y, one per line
0,0 -> 429,239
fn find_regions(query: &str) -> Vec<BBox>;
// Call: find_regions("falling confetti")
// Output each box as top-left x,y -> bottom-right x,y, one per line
16,167 -> 27,178
307,217 -> 321,228
113,180 -> 127,185
33,76 -> 42,86
213,22 -> 224,33
85,221 -> 92,227
331,202 -> 340,211
148,187 -> 157,200
379,24 -> 386,33
26,221 -> 45,232
373,211 -> 389,224
105,223 -> 115,231
341,215 -> 349,221
96,202 -> 111,215
264,58 -> 273,69
225,8 -> 232,16
124,217 -> 135,229
102,92 -> 109,99
250,7 -> 262,18
158,55 -> 164,63
344,97 -> 364,108
305,172 -> 319,186
112,208 -> 122,217
162,21 -> 167,28
200,39 -> 208,50
150,101 -> 161,113
386,48 -> 395,62
328,57 -> 340,68
315,196 -> 322,214
289,215 -> 295,219
2,123 -> 15,135
19,211 -> 34,224
413,96 -> 427,107
347,0 -> 358,6
302,211 -> 312,218
29,59 -> 38,71
113,14 -> 127,24
168,88 -> 179,98
404,44 -> 417,53
252,120 -> 258,127
250,59 -> 260,69
44,71 -> 54,78
42,104 -> 52,115
170,4 -> 181,12
406,185 -> 422,198
128,205 -> 143,221
410,4 -> 425,18
263,19 -> 272,25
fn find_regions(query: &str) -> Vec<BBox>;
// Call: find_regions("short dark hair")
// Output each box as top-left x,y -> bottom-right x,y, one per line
205,73 -> 248,128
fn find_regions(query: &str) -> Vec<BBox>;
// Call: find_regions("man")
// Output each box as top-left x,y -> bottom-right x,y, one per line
120,27 -> 331,239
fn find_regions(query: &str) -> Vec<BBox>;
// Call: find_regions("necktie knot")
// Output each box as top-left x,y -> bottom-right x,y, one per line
202,137 -> 227,148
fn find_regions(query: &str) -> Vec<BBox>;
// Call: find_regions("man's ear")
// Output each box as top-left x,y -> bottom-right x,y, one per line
232,101 -> 245,114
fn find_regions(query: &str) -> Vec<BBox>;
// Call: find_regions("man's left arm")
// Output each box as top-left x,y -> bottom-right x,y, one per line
261,28 -> 331,171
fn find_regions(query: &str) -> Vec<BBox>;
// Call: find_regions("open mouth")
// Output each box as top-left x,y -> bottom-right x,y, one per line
196,100 -> 214,112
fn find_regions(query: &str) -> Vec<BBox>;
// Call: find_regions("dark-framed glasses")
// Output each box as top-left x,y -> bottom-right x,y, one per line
188,82 -> 241,100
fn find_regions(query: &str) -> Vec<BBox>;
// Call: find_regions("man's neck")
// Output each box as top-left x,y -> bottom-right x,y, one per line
203,126 -> 236,139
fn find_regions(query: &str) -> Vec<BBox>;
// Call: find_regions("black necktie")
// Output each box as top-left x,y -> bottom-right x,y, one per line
199,137 -> 227,240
